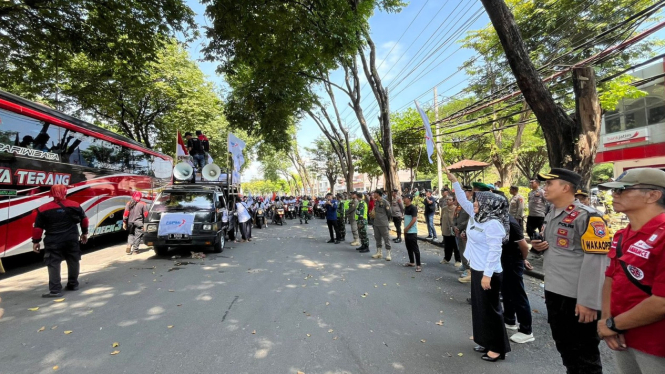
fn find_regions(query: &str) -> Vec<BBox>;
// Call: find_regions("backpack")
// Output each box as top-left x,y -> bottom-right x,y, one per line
198,135 -> 210,152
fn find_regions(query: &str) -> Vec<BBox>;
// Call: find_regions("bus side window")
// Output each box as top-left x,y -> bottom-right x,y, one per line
132,150 -> 150,175
0,108 -> 60,154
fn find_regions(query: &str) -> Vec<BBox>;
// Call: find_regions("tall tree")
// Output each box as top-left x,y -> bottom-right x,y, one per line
475,0 -> 661,186
307,137 -> 342,193
0,0 -> 196,104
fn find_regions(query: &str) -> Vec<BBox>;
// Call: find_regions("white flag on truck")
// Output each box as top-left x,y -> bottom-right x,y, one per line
227,133 -> 246,171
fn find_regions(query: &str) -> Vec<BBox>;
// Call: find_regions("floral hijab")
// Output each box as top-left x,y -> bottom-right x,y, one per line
474,191 -> 510,243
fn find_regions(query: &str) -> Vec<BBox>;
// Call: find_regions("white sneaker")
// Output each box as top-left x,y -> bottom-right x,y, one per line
505,323 -> 518,331
510,332 -> 535,344
454,261 -> 462,268
440,259 -> 449,264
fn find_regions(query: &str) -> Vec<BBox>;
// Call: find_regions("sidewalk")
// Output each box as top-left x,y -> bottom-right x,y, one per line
388,219 -> 545,280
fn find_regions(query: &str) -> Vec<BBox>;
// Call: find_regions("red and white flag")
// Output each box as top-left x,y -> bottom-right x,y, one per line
176,131 -> 188,157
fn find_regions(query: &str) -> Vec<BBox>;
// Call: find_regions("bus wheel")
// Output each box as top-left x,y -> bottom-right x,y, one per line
154,246 -> 169,256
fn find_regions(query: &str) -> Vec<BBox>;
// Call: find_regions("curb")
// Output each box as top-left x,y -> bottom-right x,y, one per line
390,228 -> 546,281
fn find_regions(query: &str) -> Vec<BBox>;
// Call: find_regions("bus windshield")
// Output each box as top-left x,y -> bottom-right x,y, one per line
153,191 -> 214,211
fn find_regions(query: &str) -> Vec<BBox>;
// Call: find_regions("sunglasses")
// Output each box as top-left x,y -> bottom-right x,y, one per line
611,186 -> 658,195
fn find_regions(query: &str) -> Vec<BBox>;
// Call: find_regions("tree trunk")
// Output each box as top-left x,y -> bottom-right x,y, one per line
480,0 -> 600,186
572,67 -> 602,190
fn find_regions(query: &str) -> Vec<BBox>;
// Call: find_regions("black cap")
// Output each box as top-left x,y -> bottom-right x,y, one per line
472,182 -> 491,191
196,130 -> 202,135
537,168 -> 582,187
462,185 -> 473,191
184,132 -> 192,136
392,188 -> 399,192
402,194 -> 413,200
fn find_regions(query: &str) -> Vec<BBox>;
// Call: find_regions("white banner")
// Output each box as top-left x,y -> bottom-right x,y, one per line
158,213 -> 195,236
228,133 -> 246,171
415,101 -> 435,164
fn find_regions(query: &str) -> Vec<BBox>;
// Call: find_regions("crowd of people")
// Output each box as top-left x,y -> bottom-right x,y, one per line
28,164 -> 665,373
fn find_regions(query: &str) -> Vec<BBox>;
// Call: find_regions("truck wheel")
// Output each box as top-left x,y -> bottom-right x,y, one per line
154,245 -> 169,256
213,234 -> 224,253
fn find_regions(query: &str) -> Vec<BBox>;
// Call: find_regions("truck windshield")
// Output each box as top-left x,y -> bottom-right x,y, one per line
153,191 -> 214,211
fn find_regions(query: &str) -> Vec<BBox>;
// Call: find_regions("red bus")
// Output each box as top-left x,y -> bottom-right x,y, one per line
0,90 -> 173,257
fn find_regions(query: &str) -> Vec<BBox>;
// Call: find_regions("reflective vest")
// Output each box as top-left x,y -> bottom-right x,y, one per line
355,200 -> 368,220
343,200 -> 350,211
301,200 -> 309,211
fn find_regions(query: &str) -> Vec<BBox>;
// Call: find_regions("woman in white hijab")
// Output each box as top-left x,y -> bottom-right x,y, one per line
445,167 -> 511,362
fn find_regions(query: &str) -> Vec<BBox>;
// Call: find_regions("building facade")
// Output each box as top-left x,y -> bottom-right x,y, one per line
596,61 -> 665,175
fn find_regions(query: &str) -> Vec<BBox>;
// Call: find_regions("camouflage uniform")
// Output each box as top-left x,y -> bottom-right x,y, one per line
357,200 -> 369,248
336,198 -> 346,240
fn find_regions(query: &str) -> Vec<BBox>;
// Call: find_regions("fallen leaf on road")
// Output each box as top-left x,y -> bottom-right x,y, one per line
53,365 -> 59,370
328,329 -> 333,333
435,277 -> 442,281
112,342 -> 119,348
533,309 -> 540,314
383,283 -> 387,286
167,325 -> 173,329
110,350 -> 120,355
470,336 -> 474,340
51,326 -> 58,330
458,353 -> 464,357
252,330 -> 256,334
38,326 -> 45,332
177,304 -> 182,307
361,292 -> 368,298
306,334 -> 311,337
374,285 -> 378,288
325,302 -> 330,306
333,336 -> 338,340
168,290 -> 174,292
53,298 -> 65,303
297,371 -> 305,374
421,339 -> 426,343
28,307 -> 39,311
436,321 -> 444,326
64,331 -> 72,335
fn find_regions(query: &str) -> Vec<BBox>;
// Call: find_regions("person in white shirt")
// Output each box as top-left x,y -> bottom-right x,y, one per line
445,167 -> 511,362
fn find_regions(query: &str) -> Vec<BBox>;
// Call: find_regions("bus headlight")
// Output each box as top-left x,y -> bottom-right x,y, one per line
146,224 -> 157,232
202,224 -> 212,231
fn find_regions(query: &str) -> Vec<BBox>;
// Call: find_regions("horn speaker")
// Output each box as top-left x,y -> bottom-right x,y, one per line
202,163 -> 222,181
173,162 -> 194,181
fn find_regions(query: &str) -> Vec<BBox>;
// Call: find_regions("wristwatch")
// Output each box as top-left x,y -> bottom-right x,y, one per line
606,317 -> 627,334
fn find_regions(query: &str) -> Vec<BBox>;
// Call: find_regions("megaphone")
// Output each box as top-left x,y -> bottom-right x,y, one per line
173,162 -> 194,181
202,163 -> 222,181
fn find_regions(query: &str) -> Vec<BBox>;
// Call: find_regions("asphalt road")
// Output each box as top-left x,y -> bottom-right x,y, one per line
0,218 -> 618,374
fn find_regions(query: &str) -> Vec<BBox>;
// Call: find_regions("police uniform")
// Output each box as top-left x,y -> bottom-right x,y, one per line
527,187 -> 548,238
509,192 -> 525,227
347,198 -> 359,243
538,169 -> 610,374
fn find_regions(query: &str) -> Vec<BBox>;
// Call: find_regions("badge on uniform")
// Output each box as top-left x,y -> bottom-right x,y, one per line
581,216 -> 611,254
557,237 -> 570,248
557,228 -> 568,236
562,210 -> 580,224
590,221 -> 607,238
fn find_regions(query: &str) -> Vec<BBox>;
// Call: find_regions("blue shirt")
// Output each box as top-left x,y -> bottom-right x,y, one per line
325,200 -> 338,220
404,204 -> 418,234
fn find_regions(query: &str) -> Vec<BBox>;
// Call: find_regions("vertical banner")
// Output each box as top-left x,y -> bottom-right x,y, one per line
415,101 -> 435,164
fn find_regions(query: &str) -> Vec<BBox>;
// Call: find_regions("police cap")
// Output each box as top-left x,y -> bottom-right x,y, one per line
537,168 -> 582,187
472,182 -> 491,191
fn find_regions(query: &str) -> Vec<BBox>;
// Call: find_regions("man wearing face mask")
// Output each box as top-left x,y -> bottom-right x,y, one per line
531,168 -> 611,374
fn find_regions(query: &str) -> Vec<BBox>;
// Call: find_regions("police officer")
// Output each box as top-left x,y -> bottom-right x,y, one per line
527,178 -> 549,238
32,184 -> 89,298
371,190 -> 393,261
300,196 -> 310,224
336,193 -> 347,241
353,191 -> 370,253
531,168 -> 611,374
509,186 -> 525,228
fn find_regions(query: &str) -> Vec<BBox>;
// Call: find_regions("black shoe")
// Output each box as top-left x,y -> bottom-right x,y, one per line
481,353 -> 505,362
473,345 -> 488,353
300,220 -> 302,224
305,221 -> 308,224
42,292 -> 63,298
327,239 -> 335,243
359,247 -> 370,253
65,285 -> 79,291
335,241 -> 340,244
357,245 -> 366,251
395,238 -> 402,243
